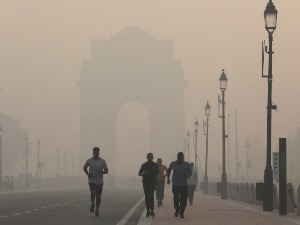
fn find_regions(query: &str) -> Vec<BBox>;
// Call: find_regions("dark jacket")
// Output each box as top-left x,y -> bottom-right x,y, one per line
138,161 -> 159,185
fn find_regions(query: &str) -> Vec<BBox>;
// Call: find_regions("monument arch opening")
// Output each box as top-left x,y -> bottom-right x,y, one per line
116,101 -> 150,177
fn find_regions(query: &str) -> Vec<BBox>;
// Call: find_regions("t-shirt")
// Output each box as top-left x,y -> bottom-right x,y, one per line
157,164 -> 168,181
168,161 -> 191,186
187,168 -> 198,185
84,157 -> 108,185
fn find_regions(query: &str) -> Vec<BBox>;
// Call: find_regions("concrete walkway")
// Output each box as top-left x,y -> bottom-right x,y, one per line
138,187 -> 300,225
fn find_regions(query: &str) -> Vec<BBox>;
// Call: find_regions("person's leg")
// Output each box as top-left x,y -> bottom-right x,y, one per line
161,180 -> 165,205
94,184 -> 103,216
88,183 -> 96,212
172,185 -> 180,216
190,185 -> 196,205
187,185 -> 192,205
179,186 -> 188,217
143,185 -> 150,217
156,181 -> 163,205
188,185 -> 194,205
161,179 -> 166,200
149,184 -> 155,216
155,182 -> 160,204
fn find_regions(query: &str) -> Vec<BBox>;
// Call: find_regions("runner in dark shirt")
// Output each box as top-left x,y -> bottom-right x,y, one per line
138,153 -> 159,217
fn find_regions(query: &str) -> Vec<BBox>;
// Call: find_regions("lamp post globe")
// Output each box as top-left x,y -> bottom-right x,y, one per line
264,0 -> 278,33
219,69 -> 227,91
205,102 -> 211,117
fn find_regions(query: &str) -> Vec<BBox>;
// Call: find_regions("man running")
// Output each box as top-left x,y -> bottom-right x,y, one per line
138,153 -> 159,217
167,152 -> 191,218
83,147 -> 108,217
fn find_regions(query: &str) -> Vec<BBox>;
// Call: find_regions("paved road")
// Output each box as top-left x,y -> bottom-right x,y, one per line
0,187 -> 145,225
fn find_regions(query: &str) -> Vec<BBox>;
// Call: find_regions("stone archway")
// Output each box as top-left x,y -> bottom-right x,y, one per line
78,26 -> 187,174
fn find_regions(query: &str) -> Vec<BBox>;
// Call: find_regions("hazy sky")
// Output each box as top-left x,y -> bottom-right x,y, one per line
0,1 -> 299,178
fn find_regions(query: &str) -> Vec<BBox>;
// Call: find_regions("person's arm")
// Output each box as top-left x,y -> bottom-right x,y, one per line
154,164 -> 159,176
83,165 -> 89,176
101,161 -> 109,174
187,164 -> 192,178
102,168 -> 108,174
83,164 -> 93,178
83,160 -> 89,176
138,164 -> 144,176
167,163 -> 172,184
163,165 -> 168,178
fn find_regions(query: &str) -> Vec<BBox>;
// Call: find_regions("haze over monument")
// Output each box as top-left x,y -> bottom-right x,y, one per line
0,1 -> 299,180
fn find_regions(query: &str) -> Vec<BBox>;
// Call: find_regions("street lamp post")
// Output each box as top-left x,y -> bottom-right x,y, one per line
219,69 -> 228,199
56,147 -> 60,177
37,139 -> 40,188
187,130 -> 190,162
203,101 -> 211,194
72,153 -> 75,176
245,137 -> 251,178
64,151 -> 67,177
194,119 -> 199,167
0,126 -> 2,190
228,114 -> 230,178
234,109 -> 238,180
262,0 -> 278,211
25,136 -> 29,189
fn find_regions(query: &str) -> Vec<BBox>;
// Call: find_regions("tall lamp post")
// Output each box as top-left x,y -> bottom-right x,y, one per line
219,69 -> 228,199
64,151 -> 67,177
37,139 -> 40,188
25,136 -> 29,189
0,126 -> 2,190
194,119 -> 199,167
245,137 -> 251,178
203,101 -> 211,194
56,147 -> 60,177
262,0 -> 278,211
227,114 -> 231,178
187,130 -> 190,162
234,109 -> 238,179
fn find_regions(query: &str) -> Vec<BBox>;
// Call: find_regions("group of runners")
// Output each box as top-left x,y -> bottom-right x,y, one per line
83,147 -> 198,219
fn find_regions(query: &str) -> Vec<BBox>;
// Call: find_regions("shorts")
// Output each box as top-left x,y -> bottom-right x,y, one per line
89,183 -> 103,195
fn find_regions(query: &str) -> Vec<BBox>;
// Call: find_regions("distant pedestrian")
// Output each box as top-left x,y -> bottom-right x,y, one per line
167,152 -> 191,219
83,147 -> 108,217
138,153 -> 159,217
155,158 -> 168,207
187,162 -> 198,205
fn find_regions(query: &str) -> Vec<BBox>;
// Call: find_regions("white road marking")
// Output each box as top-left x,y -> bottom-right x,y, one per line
0,198 -> 82,218
116,196 -> 145,225
137,209 -> 152,225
